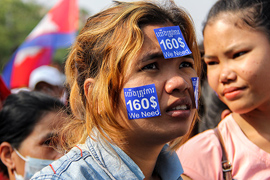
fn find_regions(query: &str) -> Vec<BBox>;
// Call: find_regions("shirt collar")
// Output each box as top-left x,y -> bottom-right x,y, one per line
155,144 -> 183,180
86,137 -> 183,180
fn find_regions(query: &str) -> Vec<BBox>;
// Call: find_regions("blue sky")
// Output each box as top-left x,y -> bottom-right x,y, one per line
32,0 -> 217,43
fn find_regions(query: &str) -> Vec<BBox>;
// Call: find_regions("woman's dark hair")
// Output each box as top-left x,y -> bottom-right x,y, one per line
0,91 -> 65,177
203,0 -> 270,39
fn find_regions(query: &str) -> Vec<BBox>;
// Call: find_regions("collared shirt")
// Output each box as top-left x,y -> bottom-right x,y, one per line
31,136 -> 183,180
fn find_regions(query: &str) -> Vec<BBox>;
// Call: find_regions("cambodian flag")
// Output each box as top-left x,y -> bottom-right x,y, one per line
1,0 -> 78,89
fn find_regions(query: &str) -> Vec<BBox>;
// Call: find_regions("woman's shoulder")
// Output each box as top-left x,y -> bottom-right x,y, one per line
176,116 -> 233,180
176,129 -> 223,179
178,129 -> 221,156
31,145 -> 96,180
177,114 -> 233,158
179,130 -> 223,179
31,139 -> 143,180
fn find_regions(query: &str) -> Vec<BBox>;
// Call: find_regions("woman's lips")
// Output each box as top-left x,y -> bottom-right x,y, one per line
223,86 -> 246,100
166,99 -> 191,118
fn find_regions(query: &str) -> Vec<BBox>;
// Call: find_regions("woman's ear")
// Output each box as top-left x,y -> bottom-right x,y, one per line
0,142 -> 16,170
84,78 -> 95,99
84,78 -> 103,114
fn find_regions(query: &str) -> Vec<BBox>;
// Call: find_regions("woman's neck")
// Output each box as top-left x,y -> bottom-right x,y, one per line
233,111 -> 270,153
121,142 -> 164,180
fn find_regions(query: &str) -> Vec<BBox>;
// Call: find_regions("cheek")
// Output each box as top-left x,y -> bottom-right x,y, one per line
116,90 -> 130,123
20,138 -> 37,155
33,146 -> 59,159
238,61 -> 261,84
21,138 -> 55,159
207,71 -> 219,90
14,156 -> 25,175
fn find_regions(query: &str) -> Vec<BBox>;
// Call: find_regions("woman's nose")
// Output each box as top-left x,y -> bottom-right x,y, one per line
165,75 -> 189,94
219,68 -> 237,84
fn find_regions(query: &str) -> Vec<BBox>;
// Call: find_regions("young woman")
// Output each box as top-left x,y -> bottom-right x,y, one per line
31,1 -> 201,180
0,91 -> 67,180
177,0 -> 270,179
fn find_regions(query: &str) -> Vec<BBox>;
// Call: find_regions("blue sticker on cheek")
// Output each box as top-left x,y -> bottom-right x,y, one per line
154,26 -> 192,59
191,77 -> 199,109
124,84 -> 161,120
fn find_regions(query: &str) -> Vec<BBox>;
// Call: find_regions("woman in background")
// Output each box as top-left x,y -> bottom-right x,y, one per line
177,0 -> 270,179
0,91 -> 67,180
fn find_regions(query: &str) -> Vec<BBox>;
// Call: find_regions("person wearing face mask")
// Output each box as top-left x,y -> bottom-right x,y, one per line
0,91 -> 68,180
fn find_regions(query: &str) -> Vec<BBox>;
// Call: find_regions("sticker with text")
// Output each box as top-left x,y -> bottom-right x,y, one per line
191,77 -> 199,109
124,84 -> 161,120
154,26 -> 192,59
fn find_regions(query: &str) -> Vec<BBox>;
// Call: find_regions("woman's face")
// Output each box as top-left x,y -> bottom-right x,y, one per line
203,15 -> 270,114
13,111 -> 66,176
118,23 -> 197,145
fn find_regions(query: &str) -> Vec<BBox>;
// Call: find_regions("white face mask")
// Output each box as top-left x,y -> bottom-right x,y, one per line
14,149 -> 54,180
14,171 -> 24,180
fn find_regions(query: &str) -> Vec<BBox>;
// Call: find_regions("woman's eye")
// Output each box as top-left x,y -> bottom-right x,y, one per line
141,63 -> 158,70
233,51 -> 247,59
179,61 -> 194,68
205,61 -> 218,66
43,138 -> 52,146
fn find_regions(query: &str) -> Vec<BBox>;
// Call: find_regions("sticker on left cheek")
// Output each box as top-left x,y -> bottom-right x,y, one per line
191,77 -> 199,109
124,84 -> 161,120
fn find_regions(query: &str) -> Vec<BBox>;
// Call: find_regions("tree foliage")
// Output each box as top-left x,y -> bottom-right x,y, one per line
0,0 -> 45,72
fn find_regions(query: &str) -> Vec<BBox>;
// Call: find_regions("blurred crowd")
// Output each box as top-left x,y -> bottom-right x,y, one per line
1,0 -> 270,180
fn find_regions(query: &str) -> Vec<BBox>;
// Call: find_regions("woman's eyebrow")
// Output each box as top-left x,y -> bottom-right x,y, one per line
202,54 -> 216,60
140,52 -> 194,62
141,52 -> 164,62
183,54 -> 194,59
42,132 -> 57,140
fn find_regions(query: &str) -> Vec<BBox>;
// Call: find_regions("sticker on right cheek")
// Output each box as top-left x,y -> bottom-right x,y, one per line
191,77 -> 199,109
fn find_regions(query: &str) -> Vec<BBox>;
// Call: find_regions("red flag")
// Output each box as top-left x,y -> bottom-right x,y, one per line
2,0 -> 78,89
0,76 -> 10,101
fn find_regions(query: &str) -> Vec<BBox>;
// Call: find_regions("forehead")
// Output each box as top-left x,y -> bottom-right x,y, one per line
207,12 -> 251,31
203,15 -> 270,58
35,111 -> 65,130
139,23 -> 174,56
204,15 -> 244,46
142,23 -> 174,40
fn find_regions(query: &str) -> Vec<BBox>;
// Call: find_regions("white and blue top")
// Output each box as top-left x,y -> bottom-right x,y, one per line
31,136 -> 183,180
